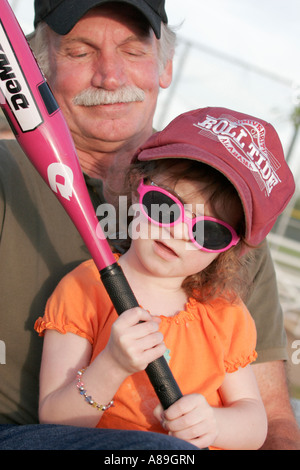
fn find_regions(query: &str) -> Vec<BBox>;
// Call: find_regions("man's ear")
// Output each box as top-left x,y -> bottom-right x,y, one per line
159,59 -> 173,89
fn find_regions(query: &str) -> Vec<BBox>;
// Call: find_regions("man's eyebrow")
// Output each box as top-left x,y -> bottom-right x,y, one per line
61,33 -> 152,48
60,37 -> 91,46
120,33 -> 153,45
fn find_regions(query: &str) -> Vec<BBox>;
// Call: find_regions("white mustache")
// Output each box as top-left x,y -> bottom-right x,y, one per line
73,86 -> 145,106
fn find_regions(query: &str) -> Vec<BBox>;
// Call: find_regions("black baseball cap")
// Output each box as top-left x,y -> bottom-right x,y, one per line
34,0 -> 168,38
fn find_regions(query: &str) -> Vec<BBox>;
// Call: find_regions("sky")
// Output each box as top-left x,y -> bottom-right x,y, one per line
6,0 -> 300,183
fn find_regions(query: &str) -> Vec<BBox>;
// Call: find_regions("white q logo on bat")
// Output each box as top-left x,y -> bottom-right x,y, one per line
47,163 -> 74,201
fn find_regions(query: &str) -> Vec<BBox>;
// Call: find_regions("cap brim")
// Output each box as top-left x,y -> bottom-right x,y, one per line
135,142 -> 253,241
38,0 -> 165,38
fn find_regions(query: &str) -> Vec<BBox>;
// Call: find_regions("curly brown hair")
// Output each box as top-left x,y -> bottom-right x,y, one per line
116,159 -> 254,304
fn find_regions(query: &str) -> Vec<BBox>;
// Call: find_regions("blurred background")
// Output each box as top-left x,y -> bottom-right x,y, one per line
2,0 -> 300,402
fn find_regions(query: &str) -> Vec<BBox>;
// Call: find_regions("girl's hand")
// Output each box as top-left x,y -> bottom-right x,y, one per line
105,307 -> 166,377
154,394 -> 219,449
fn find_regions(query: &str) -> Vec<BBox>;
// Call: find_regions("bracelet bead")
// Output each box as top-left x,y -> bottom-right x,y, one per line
76,368 -> 114,412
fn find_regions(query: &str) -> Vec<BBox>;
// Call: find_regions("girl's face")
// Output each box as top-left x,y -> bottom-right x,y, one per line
127,172 -> 241,283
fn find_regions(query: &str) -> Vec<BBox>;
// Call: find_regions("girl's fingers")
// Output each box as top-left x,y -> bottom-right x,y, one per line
108,307 -> 166,373
154,395 -> 218,448
114,307 -> 160,328
113,307 -> 162,342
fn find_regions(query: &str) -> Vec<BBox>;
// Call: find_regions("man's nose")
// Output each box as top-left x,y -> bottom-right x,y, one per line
91,51 -> 126,90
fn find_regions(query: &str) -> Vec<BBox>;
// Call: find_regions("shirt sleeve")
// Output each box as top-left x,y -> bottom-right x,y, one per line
34,260 -> 106,344
207,298 -> 258,373
224,302 -> 258,373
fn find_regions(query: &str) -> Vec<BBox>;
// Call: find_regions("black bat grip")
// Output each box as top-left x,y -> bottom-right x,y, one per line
99,263 -> 183,409
100,264 -> 140,313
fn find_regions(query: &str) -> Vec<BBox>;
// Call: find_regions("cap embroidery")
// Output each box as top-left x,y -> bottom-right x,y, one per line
194,114 -> 281,196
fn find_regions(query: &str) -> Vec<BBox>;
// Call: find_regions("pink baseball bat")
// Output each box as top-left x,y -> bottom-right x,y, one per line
0,0 -> 182,410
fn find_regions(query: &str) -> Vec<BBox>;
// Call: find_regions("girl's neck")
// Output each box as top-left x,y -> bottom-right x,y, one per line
118,253 -> 188,317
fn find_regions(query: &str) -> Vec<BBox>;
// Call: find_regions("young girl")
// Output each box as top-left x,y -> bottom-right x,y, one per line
35,107 -> 295,450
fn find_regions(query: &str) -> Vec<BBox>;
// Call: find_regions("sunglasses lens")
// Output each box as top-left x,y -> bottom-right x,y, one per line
142,191 -> 181,224
193,219 -> 233,251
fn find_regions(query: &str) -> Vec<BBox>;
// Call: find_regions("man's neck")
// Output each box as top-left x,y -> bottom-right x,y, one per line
76,129 -> 154,202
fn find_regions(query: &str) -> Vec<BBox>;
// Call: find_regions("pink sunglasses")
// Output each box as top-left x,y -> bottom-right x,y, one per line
137,179 -> 240,253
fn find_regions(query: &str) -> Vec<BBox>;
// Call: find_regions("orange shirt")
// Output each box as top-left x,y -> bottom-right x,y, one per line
35,258 -> 257,434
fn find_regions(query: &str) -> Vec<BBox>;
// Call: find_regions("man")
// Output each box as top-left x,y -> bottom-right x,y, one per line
0,0 -> 299,450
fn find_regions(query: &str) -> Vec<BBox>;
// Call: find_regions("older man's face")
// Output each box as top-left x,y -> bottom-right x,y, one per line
46,5 -> 172,152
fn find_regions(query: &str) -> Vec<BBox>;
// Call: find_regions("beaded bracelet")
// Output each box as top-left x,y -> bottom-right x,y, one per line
76,368 -> 114,412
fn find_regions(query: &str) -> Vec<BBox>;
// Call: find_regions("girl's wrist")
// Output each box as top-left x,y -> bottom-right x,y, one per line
76,368 -> 115,412
97,346 -> 131,383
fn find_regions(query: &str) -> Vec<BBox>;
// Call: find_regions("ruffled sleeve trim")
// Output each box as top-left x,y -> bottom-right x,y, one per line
224,350 -> 258,373
34,317 -> 93,344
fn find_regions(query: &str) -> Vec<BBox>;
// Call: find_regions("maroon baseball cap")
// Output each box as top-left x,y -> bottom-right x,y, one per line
34,0 -> 168,38
133,107 -> 295,246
